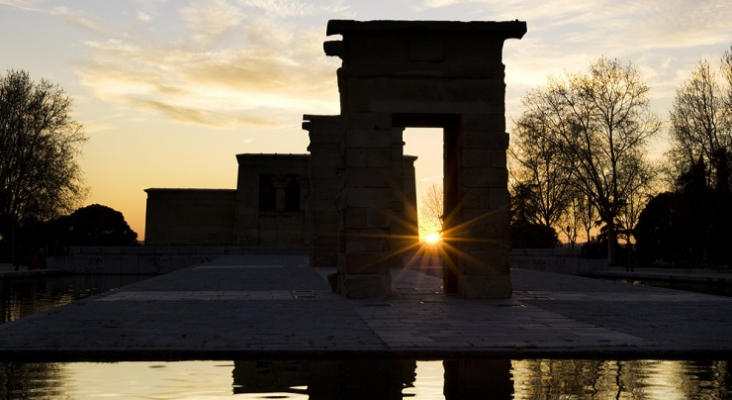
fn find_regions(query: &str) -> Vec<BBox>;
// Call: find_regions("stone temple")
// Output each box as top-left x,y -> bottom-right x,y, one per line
145,19 -> 527,299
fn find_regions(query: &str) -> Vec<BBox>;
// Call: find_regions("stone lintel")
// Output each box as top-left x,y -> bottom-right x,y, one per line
303,114 -> 341,124
326,20 -> 527,39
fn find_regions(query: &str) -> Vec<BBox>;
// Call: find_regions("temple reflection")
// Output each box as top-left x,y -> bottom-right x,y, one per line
232,359 -> 515,399
0,359 -> 729,398
231,359 -> 731,400
232,359 -> 417,399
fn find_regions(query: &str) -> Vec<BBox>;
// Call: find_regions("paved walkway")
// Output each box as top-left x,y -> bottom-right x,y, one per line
0,254 -> 731,361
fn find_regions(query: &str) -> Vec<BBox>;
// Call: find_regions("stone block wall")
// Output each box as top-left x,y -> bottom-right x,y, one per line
233,154 -> 311,246
144,189 -> 237,245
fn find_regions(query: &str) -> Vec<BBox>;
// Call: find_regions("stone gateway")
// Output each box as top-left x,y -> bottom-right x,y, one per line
306,20 -> 526,299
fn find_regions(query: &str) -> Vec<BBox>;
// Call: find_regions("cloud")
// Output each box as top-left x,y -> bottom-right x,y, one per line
77,6 -> 340,129
130,98 -> 279,127
50,6 -> 103,33
180,0 -> 246,45
453,0 -> 732,112
419,0 -> 731,55
0,0 -> 41,11
136,11 -> 152,22
238,0 -> 314,17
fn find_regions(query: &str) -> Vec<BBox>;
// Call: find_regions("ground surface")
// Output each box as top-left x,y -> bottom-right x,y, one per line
1,255 -> 731,361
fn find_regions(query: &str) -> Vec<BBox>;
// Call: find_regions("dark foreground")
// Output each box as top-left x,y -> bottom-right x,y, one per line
0,254 -> 731,361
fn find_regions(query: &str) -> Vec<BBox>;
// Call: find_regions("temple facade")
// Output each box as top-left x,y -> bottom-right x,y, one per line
144,153 -> 418,252
145,19 -> 526,299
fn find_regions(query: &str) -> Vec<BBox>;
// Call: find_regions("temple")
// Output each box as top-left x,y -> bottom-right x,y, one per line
145,19 -> 527,299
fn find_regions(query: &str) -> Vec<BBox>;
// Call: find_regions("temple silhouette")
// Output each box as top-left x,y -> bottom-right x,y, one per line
145,19 -> 527,299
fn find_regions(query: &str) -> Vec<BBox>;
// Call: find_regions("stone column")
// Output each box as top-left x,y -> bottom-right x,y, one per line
454,115 -> 512,298
271,175 -> 291,212
304,115 -> 342,266
392,154 -> 418,261
334,112 -> 397,298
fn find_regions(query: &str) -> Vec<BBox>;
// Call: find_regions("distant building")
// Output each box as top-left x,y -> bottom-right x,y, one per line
144,153 -> 418,257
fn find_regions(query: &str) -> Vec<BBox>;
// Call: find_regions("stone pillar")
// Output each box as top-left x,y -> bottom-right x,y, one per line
454,117 -> 512,298
271,175 -> 291,212
336,112 -> 397,298
304,115 -> 342,266
392,154 -> 419,261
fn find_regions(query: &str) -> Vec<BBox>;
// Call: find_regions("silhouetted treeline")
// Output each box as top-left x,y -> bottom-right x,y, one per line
0,204 -> 138,265
509,46 -> 732,268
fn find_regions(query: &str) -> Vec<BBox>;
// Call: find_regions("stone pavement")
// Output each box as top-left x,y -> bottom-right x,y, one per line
0,254 -> 731,361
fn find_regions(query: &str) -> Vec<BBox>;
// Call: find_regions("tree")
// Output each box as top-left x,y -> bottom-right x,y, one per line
509,186 -> 558,249
635,159 -> 731,266
557,192 -> 588,248
668,57 -> 732,192
510,110 -> 574,228
517,57 -> 661,264
60,204 -> 138,246
418,183 -> 443,240
661,47 -> 732,266
509,220 -> 558,249
0,70 -> 87,263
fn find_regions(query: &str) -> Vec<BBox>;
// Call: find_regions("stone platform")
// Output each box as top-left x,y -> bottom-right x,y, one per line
0,254 -> 731,361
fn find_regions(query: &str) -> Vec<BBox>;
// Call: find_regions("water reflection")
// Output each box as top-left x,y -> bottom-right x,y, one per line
511,359 -> 731,400
233,360 -> 416,398
0,274 -> 152,323
0,362 -> 70,399
1,359 -> 728,399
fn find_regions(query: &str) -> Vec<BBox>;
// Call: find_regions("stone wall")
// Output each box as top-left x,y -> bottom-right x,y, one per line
144,189 -> 237,245
233,154 -> 311,246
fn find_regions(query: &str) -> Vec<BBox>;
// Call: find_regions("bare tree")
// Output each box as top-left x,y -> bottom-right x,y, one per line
722,45 -> 732,117
418,182 -> 443,239
556,189 -> 585,248
510,109 -> 574,228
517,57 -> 661,264
616,156 -> 657,253
0,70 -> 87,263
668,56 -> 732,192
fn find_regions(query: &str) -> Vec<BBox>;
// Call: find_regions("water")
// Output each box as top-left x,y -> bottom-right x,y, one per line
1,275 -> 730,398
0,359 -> 729,399
0,274 -> 152,323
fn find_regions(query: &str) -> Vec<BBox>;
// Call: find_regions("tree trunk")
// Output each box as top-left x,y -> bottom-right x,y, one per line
606,221 -> 618,265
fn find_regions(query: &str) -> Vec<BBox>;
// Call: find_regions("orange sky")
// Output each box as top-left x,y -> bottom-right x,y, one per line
1,0 -> 730,239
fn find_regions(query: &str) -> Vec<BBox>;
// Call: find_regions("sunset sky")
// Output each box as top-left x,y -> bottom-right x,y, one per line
1,0 -> 730,239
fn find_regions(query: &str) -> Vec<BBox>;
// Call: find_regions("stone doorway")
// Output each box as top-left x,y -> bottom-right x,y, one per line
305,20 -> 526,299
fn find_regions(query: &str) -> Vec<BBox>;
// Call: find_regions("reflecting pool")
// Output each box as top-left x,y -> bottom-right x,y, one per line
0,359 -> 729,399
0,274 -> 152,323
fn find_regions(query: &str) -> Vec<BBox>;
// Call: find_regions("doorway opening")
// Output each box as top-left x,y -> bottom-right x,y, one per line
403,128 -> 443,244
398,116 -> 461,294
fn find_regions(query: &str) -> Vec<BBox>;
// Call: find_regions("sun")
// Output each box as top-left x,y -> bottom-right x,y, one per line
424,232 -> 441,245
